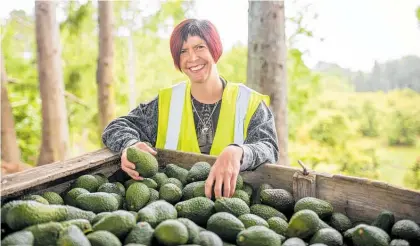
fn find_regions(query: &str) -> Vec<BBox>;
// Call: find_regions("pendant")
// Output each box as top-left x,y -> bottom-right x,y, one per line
201,127 -> 209,135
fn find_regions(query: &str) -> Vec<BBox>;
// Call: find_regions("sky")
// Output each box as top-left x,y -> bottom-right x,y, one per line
1,0 -> 420,72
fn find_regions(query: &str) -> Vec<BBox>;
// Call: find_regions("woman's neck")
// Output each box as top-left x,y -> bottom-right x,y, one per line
190,75 -> 223,104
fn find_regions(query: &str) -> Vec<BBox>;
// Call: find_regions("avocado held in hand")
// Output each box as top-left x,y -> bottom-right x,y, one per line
126,146 -> 159,178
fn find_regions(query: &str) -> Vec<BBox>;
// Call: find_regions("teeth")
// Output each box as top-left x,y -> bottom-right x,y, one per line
190,64 -> 204,71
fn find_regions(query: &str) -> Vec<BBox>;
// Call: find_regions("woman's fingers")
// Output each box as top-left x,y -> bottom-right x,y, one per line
145,145 -> 157,155
121,165 -> 142,180
123,160 -> 135,170
121,149 -> 143,180
230,172 -> 238,197
135,142 -> 157,155
121,150 -> 135,170
223,174 -> 231,198
214,172 -> 224,199
205,170 -> 215,199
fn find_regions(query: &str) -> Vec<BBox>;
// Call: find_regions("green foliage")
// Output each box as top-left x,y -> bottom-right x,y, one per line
336,147 -> 380,179
344,98 -> 382,138
384,90 -> 420,146
287,48 -> 322,140
2,10 -> 40,164
404,158 -> 420,190
217,44 -> 247,83
308,110 -> 355,147
290,107 -> 380,179
416,6 -> 420,22
359,101 -> 379,137
60,1 -> 93,35
386,108 -> 418,146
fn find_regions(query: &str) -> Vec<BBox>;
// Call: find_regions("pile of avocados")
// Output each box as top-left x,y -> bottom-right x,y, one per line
1,146 -> 420,246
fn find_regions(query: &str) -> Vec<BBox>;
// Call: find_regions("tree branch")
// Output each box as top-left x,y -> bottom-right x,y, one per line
7,77 -> 18,84
5,77 -> 89,108
64,91 -> 89,108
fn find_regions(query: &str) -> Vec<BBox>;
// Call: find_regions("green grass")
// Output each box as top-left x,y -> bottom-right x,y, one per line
349,136 -> 419,188
376,144 -> 420,188
289,136 -> 420,191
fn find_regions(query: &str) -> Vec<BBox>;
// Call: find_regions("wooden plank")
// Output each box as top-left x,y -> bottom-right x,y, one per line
293,171 -> 317,201
316,174 -> 420,224
1,148 -> 119,202
240,164 -> 299,193
18,164 -> 121,199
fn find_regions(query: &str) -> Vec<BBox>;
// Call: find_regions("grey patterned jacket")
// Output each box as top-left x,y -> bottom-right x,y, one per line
102,81 -> 279,171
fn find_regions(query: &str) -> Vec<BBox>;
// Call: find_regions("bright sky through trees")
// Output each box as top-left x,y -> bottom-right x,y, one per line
1,0 -> 419,72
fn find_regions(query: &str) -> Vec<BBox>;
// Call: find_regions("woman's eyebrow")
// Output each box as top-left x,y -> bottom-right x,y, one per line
181,43 -> 204,50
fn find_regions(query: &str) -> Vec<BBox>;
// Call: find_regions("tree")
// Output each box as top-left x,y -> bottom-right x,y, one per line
247,0 -> 288,165
97,0 -> 116,134
35,1 -> 70,165
404,157 -> 420,190
1,53 -> 21,165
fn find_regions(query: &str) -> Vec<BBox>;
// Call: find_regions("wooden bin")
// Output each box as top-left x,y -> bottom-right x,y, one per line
1,148 -> 420,224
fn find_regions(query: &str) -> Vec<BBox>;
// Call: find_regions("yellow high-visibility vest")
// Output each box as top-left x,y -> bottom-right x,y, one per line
156,81 -> 270,156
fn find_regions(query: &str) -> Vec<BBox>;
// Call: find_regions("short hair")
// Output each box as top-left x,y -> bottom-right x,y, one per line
170,19 -> 223,71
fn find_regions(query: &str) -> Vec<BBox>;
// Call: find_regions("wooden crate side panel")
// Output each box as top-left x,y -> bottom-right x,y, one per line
22,164 -> 121,198
241,164 -> 298,193
316,174 -> 420,224
1,148 -> 119,202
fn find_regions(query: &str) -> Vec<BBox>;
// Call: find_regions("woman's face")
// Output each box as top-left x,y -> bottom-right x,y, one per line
179,35 -> 215,84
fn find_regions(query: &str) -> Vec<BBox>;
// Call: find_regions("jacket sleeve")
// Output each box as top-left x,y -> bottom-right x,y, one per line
101,97 -> 159,154
237,101 -> 279,171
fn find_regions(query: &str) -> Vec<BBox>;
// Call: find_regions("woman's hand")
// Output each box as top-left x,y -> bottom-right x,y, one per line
121,142 -> 157,180
205,145 -> 243,199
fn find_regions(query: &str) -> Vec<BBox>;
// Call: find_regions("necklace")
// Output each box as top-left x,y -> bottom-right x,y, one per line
191,98 -> 220,135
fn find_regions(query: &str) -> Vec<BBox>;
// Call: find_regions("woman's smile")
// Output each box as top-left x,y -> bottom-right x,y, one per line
189,64 -> 205,72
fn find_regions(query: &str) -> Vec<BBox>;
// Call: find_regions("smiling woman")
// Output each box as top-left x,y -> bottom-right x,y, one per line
102,18 -> 280,199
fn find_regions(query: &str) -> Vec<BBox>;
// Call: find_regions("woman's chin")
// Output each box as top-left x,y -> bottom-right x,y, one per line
188,74 -> 207,84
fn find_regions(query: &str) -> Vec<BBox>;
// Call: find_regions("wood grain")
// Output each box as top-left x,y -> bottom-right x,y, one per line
293,171 -> 317,201
1,148 -> 119,202
316,174 -> 420,224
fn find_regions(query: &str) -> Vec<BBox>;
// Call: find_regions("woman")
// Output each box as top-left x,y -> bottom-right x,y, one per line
102,19 -> 279,199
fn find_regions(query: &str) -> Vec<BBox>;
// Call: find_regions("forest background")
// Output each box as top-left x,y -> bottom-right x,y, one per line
1,0 -> 420,191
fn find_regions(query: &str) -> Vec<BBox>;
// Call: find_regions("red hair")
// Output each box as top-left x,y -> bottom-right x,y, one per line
170,19 -> 223,71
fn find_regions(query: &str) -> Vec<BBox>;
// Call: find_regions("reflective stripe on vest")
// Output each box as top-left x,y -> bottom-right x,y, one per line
234,83 -> 251,145
164,82 -> 186,150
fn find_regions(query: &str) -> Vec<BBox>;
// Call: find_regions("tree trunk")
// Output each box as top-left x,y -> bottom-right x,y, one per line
97,0 -> 116,134
35,1 -> 70,165
1,53 -> 21,165
247,1 -> 289,165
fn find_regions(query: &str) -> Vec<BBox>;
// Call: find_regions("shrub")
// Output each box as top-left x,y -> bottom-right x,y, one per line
403,157 -> 420,190
385,108 -> 417,146
308,110 -> 356,147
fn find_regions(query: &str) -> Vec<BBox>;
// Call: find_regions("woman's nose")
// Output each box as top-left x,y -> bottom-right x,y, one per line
188,50 -> 198,62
